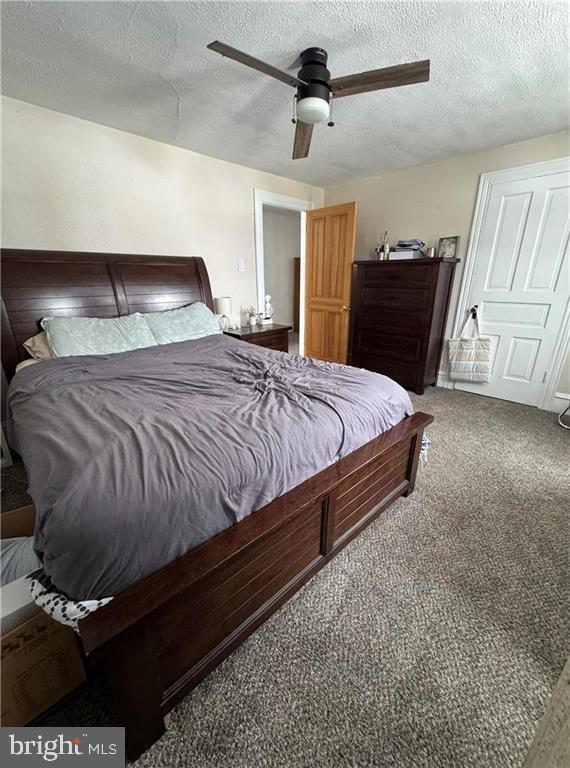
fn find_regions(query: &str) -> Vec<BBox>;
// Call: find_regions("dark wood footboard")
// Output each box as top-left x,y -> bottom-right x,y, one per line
79,411 -> 432,758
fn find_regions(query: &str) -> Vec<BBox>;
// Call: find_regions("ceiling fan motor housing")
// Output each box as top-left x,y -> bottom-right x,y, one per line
296,47 -> 331,123
297,47 -> 331,102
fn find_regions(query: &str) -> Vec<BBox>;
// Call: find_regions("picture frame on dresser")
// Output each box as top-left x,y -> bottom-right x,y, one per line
437,236 -> 460,260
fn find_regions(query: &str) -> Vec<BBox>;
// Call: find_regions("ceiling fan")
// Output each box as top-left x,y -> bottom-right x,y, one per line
207,41 -> 430,160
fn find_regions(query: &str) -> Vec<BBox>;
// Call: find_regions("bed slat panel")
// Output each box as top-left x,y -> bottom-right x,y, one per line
155,506 -> 322,651
2,262 -> 111,286
126,298 -> 203,314
2,285 -> 117,299
119,264 -> 201,284
4,295 -> 119,313
156,503 -> 323,691
334,462 -> 409,542
335,439 -> 411,504
116,283 -> 202,296
162,539 -> 321,694
336,442 -> 410,512
120,263 -> 209,316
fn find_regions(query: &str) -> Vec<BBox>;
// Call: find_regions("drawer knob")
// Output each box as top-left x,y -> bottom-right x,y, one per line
339,305 -> 350,313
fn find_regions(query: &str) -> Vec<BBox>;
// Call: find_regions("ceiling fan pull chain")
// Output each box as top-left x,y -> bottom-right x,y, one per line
291,94 -> 297,125
327,97 -> 334,127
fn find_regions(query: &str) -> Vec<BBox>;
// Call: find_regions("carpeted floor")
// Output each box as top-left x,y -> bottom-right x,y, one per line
6,388 -> 569,767
1,459 -> 32,512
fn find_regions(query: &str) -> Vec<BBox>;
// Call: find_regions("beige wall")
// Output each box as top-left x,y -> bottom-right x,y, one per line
1,97 -> 324,314
263,209 -> 300,326
325,131 -> 570,393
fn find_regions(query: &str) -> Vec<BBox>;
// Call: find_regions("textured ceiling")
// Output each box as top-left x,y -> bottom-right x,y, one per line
1,1 -> 568,186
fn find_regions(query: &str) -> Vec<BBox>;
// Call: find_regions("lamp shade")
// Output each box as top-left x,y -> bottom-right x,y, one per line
214,296 -> 232,316
296,96 -> 330,124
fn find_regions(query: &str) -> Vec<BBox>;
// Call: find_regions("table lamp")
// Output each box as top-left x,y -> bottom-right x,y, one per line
214,296 -> 232,330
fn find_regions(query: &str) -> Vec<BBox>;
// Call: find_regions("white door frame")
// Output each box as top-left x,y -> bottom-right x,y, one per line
254,189 -> 315,355
452,156 -> 570,410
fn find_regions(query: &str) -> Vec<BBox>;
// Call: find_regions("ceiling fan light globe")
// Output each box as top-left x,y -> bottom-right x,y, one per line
296,96 -> 329,124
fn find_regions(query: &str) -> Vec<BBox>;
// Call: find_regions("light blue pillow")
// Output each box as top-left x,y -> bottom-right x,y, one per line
41,313 -> 157,358
144,302 -> 221,345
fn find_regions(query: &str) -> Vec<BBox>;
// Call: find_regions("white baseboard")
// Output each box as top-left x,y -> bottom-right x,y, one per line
434,372 -> 570,412
547,391 -> 570,413
436,370 -> 454,389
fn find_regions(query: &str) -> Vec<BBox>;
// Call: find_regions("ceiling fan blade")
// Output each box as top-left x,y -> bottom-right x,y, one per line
331,59 -> 430,98
292,120 -> 313,160
207,41 -> 306,88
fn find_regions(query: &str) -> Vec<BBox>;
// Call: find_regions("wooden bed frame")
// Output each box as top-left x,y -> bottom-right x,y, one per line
1,249 -> 433,757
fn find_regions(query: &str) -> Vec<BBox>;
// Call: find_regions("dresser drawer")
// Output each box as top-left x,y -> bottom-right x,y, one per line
356,310 -> 425,337
249,331 -> 288,352
362,264 -> 431,287
356,355 -> 420,390
355,330 -> 422,363
361,285 -> 430,310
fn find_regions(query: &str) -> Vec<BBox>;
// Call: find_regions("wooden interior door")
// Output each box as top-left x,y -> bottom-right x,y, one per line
305,202 -> 356,363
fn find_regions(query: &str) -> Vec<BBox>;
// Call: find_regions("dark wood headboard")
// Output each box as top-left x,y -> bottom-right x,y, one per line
1,249 -> 214,380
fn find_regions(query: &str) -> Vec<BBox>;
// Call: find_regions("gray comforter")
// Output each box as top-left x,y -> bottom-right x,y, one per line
8,335 -> 412,600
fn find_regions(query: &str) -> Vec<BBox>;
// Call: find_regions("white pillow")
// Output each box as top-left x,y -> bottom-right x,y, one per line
41,314 -> 157,358
144,302 -> 221,345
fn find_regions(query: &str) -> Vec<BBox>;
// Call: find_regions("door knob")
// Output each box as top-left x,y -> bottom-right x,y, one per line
339,305 -> 350,313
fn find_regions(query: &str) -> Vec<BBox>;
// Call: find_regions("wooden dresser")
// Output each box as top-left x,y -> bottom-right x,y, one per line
348,258 -> 459,394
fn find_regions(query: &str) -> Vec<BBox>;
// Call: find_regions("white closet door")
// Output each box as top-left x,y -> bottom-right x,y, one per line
456,166 -> 569,406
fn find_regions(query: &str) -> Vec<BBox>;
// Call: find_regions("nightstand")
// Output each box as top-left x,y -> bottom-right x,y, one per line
224,323 -> 292,352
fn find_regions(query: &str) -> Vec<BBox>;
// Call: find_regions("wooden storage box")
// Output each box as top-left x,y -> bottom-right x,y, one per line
0,504 -> 86,725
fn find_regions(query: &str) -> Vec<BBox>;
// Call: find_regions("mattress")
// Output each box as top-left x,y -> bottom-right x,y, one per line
8,334 -> 413,601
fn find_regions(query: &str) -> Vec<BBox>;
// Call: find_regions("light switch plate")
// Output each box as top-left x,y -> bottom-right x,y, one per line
237,258 -> 245,272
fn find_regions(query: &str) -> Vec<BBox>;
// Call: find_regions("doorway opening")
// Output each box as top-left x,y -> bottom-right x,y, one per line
254,190 -> 314,355
262,205 -> 301,351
